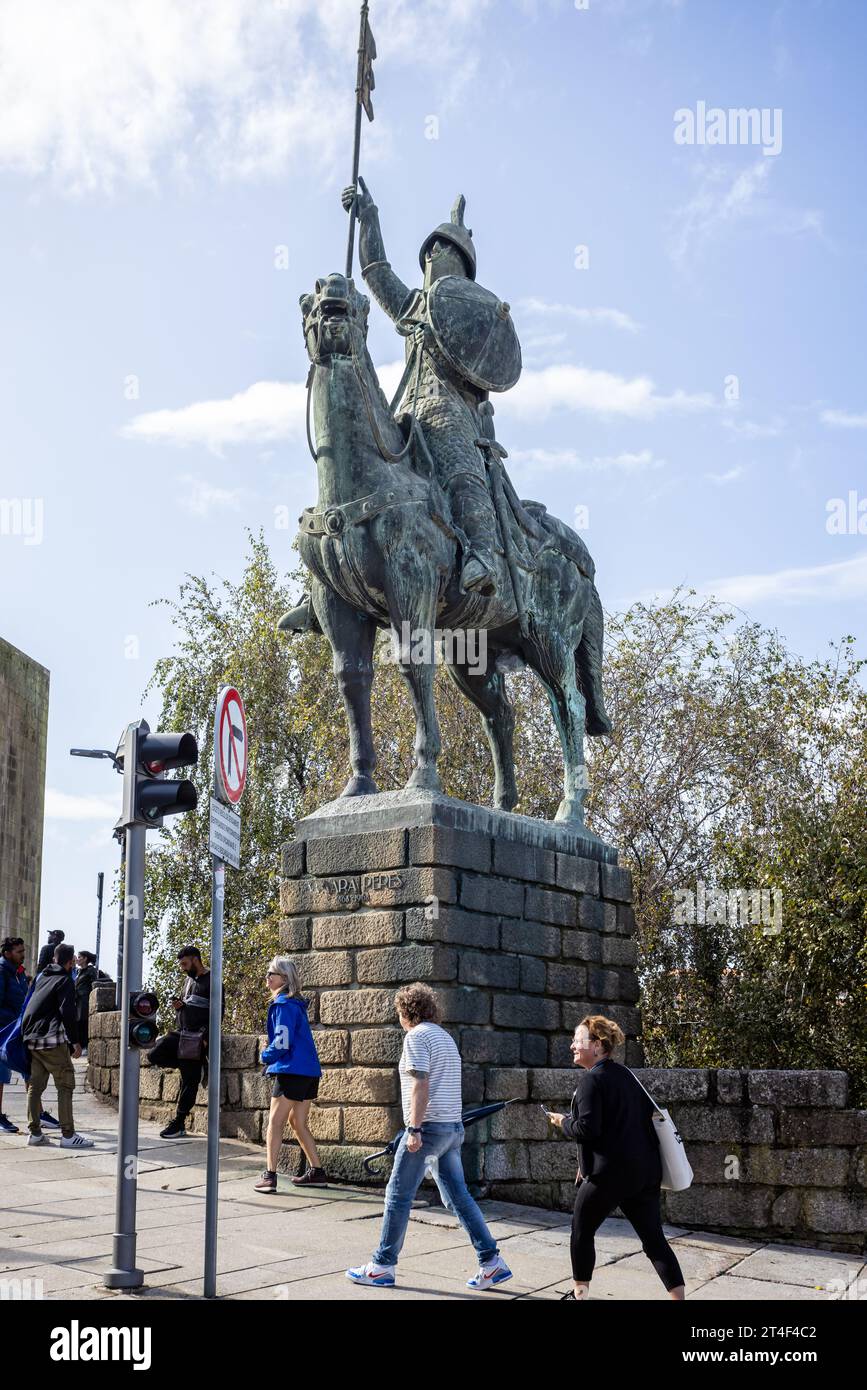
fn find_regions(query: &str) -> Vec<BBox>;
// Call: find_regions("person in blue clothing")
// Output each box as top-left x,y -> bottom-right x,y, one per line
254,957 -> 326,1192
0,937 -> 30,1134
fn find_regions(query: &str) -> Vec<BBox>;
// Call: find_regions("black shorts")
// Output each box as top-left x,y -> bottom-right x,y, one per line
271,1074 -> 320,1101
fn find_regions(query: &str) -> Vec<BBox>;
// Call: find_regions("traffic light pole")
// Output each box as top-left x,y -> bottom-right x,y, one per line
104,820 -> 146,1290
203,855 -> 225,1299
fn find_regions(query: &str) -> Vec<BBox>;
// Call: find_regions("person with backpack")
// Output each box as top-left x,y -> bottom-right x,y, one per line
254,957 -> 325,1192
21,942 -> 93,1148
0,936 -> 29,1134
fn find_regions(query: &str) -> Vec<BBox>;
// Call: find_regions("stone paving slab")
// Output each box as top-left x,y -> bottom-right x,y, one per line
725,1243 -> 865,1290
0,1061 -> 857,1302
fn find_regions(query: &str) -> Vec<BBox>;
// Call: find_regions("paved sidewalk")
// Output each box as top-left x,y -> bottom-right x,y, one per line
0,1063 -> 863,1302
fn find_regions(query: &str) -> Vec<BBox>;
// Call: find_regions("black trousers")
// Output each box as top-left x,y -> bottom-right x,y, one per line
148,1032 -> 203,1120
571,1177 -> 685,1291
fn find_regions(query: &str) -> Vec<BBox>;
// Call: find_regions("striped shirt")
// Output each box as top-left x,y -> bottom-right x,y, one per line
398,1022 -> 463,1124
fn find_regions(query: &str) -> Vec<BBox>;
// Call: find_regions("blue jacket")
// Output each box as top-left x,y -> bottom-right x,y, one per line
0,957 -> 29,1030
261,995 -> 321,1078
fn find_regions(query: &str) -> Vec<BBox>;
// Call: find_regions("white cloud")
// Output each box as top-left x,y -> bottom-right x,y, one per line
821,409 -> 867,429
510,447 -> 665,473
519,298 -> 641,334
45,789 -> 119,822
721,415 -> 784,440
669,159 -> 824,265
705,466 -> 745,485
177,475 -> 245,516
500,364 -> 714,421
122,361 -> 406,451
123,380 -> 306,452
702,553 -> 867,606
0,0 -> 491,194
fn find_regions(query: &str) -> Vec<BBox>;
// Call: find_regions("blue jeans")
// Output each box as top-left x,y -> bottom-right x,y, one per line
373,1122 -> 499,1268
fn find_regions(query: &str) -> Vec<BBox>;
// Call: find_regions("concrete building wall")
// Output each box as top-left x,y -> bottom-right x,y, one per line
0,636 -> 50,966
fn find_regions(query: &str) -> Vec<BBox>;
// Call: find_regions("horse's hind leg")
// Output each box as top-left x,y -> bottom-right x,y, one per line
527,633 -> 588,825
386,580 -> 443,793
311,580 -> 378,797
445,657 -> 517,812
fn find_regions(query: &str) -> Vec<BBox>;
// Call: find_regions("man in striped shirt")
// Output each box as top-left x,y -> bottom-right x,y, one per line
347,983 -> 512,1292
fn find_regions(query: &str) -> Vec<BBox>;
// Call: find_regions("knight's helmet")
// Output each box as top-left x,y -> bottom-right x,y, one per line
419,194 -> 477,281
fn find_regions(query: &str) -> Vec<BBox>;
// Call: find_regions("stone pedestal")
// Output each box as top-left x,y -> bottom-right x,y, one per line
278,790 -> 641,1204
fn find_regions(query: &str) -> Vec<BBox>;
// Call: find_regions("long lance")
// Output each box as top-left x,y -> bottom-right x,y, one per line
345,2 -> 373,279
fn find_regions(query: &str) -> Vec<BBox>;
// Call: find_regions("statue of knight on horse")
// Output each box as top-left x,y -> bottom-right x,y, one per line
279,4 -> 611,826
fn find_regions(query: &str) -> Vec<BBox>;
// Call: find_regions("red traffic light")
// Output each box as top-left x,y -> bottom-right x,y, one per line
128,991 -> 159,1049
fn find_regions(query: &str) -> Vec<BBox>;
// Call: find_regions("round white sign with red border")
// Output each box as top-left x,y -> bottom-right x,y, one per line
214,687 -> 247,805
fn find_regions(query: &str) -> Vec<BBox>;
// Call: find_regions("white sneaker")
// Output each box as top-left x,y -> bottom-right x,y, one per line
467,1257 -> 513,1290
60,1133 -> 94,1149
27,1133 -> 48,1146
345,1261 -> 396,1287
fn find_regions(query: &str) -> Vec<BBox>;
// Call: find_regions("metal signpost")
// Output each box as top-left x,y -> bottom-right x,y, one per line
72,721 -> 199,1291
204,686 -> 247,1299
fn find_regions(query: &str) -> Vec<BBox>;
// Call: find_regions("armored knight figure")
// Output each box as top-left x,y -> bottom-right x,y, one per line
340,177 -> 522,598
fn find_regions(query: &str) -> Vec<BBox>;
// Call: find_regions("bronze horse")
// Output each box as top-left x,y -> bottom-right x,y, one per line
292,272 -> 611,825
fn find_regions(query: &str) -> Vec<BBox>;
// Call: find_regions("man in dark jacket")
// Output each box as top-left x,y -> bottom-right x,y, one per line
0,936 -> 30,1133
549,1015 -> 684,1301
147,945 -> 224,1139
35,930 -> 65,976
22,943 -> 93,1149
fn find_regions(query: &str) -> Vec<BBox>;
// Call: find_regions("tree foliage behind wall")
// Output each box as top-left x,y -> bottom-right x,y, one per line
142,534 -> 867,1100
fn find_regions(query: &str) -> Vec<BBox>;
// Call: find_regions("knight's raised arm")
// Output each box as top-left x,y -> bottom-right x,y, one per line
342,180 -> 413,323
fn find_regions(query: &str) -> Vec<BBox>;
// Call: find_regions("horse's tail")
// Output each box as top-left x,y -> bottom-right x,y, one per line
576,583 -> 612,736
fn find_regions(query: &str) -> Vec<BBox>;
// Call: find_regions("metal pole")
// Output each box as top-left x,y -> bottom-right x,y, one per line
115,834 -> 126,1009
95,871 -> 104,971
104,822 -> 145,1289
203,856 -> 225,1298
344,2 -> 368,278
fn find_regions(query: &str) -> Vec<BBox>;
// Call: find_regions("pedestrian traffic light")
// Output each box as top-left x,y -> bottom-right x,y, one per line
128,991 -> 159,1048
118,720 -> 199,828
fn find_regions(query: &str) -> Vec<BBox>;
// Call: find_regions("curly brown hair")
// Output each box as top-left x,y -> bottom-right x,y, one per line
394,982 -> 441,1026
577,1014 -> 625,1054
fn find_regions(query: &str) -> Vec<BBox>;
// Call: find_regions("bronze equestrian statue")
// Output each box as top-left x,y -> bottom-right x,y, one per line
281,182 -> 611,826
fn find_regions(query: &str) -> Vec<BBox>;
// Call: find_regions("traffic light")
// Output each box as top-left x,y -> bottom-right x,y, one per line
128,991 -> 159,1048
118,720 -> 198,828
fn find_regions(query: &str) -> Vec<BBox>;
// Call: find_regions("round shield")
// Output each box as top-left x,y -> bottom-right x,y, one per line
426,276 -> 522,393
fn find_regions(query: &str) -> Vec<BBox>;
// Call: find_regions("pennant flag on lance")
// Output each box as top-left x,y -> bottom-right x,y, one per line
358,6 -> 376,121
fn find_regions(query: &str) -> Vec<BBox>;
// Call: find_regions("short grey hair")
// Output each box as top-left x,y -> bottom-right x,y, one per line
268,956 -> 301,997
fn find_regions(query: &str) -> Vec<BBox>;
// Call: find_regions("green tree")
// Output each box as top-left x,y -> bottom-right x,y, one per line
141,541 -> 867,1098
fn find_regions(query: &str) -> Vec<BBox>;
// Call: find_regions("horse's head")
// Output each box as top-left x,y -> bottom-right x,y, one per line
300,272 -> 370,364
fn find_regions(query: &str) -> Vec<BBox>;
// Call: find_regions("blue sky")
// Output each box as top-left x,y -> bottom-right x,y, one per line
0,0 -> 864,970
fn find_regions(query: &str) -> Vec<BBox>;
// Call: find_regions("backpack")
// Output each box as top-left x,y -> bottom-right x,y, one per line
0,981 -> 35,1080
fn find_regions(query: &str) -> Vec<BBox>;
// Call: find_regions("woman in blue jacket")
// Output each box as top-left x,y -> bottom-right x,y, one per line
254,957 -> 326,1192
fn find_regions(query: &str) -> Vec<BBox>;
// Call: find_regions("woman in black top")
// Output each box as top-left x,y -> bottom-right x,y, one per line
548,1015 -> 685,1302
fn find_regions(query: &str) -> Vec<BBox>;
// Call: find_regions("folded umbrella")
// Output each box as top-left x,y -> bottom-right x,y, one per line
362,1099 -> 519,1174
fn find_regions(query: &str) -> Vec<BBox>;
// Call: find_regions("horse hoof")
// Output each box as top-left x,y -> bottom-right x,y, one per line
406,767 -> 442,793
555,799 -> 585,825
340,775 -> 378,798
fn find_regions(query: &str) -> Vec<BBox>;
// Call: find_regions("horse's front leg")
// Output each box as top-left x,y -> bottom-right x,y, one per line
386,577 -> 443,794
311,580 -> 378,796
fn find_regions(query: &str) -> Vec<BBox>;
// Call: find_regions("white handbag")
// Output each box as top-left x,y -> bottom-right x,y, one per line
628,1070 -> 694,1192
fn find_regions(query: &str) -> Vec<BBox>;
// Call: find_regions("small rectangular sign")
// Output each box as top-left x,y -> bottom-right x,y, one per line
209,797 -> 241,869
